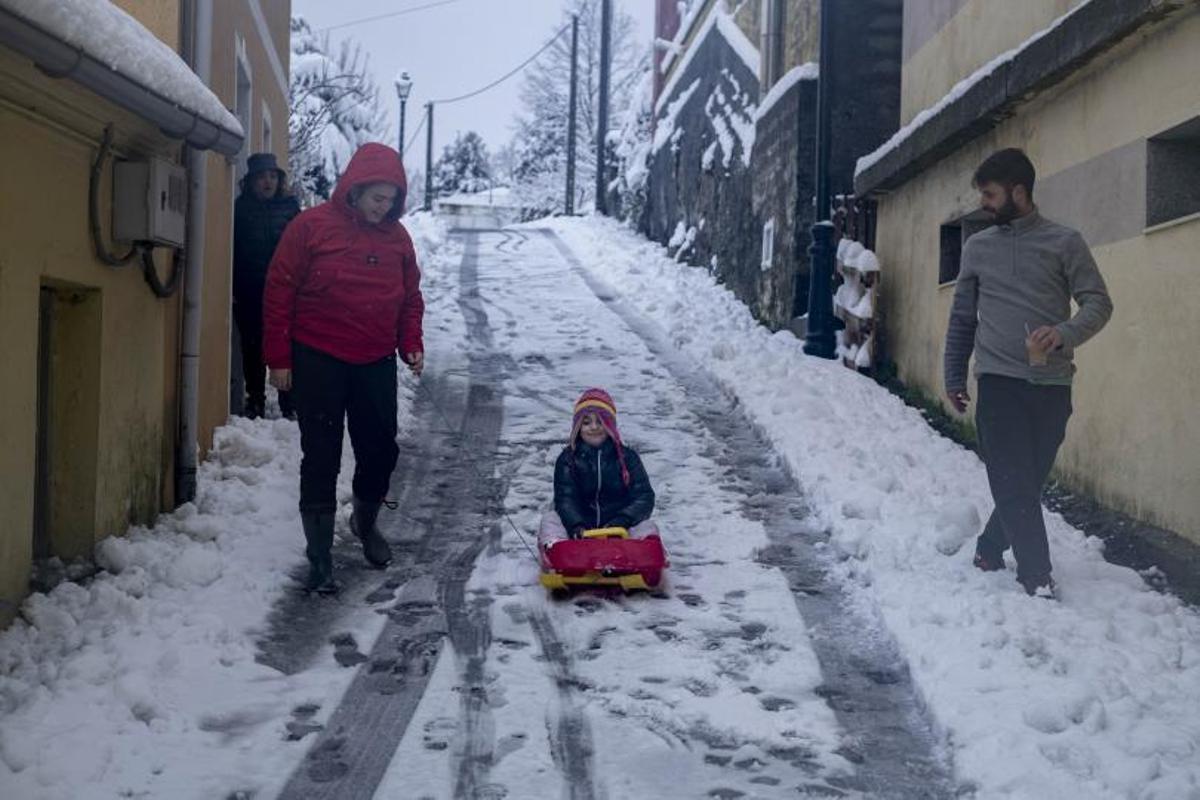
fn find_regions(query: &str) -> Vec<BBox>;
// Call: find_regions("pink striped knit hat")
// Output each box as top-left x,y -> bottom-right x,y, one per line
569,387 -> 630,485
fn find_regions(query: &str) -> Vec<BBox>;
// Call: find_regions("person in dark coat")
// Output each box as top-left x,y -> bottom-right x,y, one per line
233,152 -> 300,419
538,388 -> 657,548
263,143 -> 425,594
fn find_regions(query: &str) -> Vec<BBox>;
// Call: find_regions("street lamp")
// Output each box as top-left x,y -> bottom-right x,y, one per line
394,70 -> 413,164
803,0 -> 836,359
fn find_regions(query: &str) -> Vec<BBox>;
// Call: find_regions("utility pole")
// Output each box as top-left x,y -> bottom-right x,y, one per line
595,0 -> 612,215
424,102 -> 434,212
565,14 -> 579,215
803,0 -> 836,359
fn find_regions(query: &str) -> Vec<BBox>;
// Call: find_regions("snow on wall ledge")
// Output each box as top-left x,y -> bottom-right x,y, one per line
755,62 -> 818,123
1,0 -> 242,135
854,0 -> 1093,181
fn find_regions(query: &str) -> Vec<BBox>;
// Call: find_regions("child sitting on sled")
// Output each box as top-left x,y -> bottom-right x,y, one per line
538,388 -> 657,548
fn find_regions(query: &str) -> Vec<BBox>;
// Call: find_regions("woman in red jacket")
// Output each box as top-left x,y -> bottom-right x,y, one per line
263,143 -> 424,594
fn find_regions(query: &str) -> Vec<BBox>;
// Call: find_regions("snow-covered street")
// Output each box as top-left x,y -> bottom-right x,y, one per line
3,216 -> 1200,799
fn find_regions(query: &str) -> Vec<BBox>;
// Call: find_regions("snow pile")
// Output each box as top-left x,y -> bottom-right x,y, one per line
855,1 -> 1094,179
2,0 -> 241,134
546,215 -> 1200,799
0,212 -> 457,799
837,237 -> 880,273
0,420 -> 341,798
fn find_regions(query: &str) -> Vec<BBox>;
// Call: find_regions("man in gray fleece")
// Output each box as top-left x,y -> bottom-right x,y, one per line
944,148 -> 1112,597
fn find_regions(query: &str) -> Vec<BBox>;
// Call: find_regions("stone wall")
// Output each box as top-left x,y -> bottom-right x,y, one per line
632,0 -> 902,331
638,22 -> 766,318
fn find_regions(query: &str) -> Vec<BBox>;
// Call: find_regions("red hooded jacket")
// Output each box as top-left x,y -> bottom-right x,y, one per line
263,143 -> 424,369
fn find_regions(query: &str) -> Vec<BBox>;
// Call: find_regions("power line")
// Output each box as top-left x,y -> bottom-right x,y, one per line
403,108 -> 427,159
315,0 -> 463,34
430,19 -> 571,105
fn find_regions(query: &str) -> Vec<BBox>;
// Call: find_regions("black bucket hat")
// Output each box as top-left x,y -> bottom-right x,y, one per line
246,152 -> 285,179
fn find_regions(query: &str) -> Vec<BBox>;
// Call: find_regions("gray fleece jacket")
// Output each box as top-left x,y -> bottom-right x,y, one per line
944,209 -> 1112,392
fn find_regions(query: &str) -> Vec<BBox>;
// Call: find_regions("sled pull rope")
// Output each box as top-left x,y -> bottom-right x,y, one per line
415,379 -> 542,564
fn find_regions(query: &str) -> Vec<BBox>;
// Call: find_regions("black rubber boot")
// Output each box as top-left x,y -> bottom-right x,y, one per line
301,511 -> 339,594
278,389 -> 296,421
245,396 -> 265,420
350,497 -> 392,568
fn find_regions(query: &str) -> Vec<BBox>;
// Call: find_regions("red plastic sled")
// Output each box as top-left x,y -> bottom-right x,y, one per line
539,527 -> 668,592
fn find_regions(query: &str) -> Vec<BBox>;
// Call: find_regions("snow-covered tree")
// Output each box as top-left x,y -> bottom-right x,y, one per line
288,17 -> 388,205
609,66 -> 656,223
432,131 -> 492,197
509,0 -> 648,215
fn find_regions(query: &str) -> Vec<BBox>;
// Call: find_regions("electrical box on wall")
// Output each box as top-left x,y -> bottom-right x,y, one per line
113,158 -> 187,246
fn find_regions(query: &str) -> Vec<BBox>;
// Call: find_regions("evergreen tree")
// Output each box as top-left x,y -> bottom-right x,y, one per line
432,131 -> 493,197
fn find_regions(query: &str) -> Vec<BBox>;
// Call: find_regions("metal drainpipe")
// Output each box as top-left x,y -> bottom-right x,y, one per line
176,0 -> 212,504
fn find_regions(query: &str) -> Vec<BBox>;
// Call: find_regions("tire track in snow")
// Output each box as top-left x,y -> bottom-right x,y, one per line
271,232 -> 509,799
527,609 -> 601,800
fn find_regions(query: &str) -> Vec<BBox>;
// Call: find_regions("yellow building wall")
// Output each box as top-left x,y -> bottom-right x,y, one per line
196,0 -> 293,453
0,104 -> 179,617
0,0 -> 293,622
876,10 -> 1200,541
901,0 -> 1084,125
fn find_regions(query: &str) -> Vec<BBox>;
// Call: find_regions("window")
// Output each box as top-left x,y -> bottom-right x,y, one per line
234,35 -> 253,180
938,211 -> 991,284
761,217 -> 776,270
261,103 -> 272,153
1147,116 -> 1200,228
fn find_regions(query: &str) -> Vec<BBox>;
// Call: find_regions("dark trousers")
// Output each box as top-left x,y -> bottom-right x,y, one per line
292,341 -> 399,513
233,291 -> 292,416
975,374 -> 1072,582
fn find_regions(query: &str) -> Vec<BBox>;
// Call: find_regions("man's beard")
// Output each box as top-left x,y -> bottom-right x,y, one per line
987,193 -> 1020,224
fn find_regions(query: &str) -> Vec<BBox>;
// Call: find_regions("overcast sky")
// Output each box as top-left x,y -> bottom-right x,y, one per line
291,0 -> 656,166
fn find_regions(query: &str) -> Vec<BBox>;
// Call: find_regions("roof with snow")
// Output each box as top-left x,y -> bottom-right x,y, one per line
0,0 -> 243,154
854,0 -> 1183,196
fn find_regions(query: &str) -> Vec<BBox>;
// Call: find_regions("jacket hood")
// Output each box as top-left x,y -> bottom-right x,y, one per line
331,142 -> 408,224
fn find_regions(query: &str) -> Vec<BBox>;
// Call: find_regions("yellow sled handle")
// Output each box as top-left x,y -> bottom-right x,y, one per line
582,526 -> 629,539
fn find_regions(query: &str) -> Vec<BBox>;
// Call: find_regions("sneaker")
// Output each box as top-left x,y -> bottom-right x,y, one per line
973,551 -> 1005,572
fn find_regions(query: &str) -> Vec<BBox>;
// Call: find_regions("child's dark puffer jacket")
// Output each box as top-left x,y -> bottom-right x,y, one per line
553,439 -> 655,534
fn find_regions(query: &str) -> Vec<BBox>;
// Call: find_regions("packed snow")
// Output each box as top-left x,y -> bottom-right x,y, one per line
2,207 -> 1199,799
1,0 -> 241,135
376,225 -> 855,798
